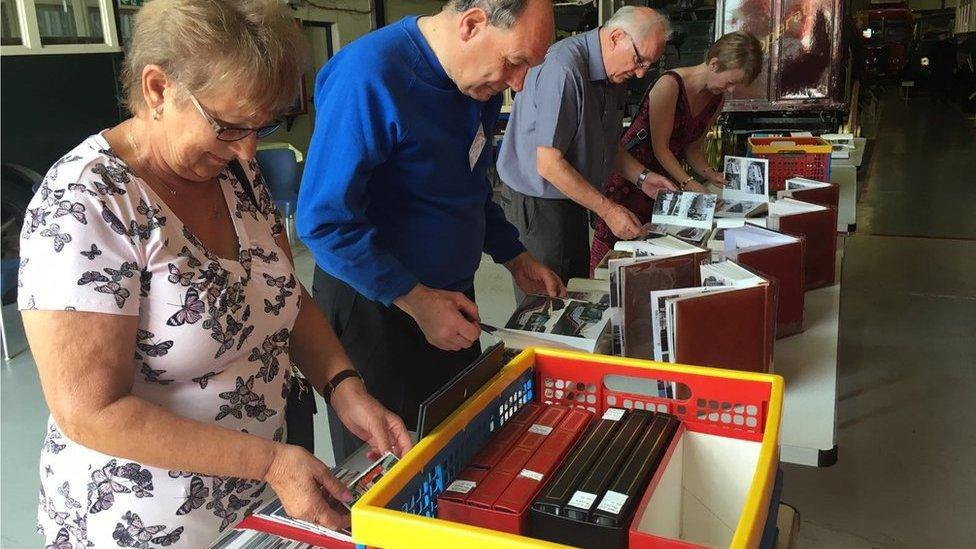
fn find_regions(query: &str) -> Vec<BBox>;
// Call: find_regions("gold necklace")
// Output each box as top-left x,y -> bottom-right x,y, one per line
126,130 -> 222,219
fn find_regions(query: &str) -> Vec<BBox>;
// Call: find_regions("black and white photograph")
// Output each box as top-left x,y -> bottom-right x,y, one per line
714,198 -> 767,219
721,156 -> 770,205
650,191 -> 717,230
724,156 -> 742,190
785,176 -> 831,190
745,159 -> 767,195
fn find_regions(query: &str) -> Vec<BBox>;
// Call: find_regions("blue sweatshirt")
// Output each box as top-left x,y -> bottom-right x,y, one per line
297,16 -> 525,306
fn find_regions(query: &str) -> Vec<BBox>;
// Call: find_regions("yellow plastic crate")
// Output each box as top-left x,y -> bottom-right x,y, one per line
353,349 -> 784,549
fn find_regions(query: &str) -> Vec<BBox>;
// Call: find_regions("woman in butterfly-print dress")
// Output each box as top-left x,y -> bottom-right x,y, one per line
18,1 -> 412,548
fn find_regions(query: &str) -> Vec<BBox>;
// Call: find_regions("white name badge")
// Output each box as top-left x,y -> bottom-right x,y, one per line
469,124 -> 487,171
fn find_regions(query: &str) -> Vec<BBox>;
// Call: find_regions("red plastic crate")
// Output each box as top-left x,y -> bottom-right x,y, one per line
748,137 -> 832,192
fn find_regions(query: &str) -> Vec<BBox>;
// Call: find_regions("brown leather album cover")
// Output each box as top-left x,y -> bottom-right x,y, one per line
733,238 -> 806,338
771,208 -> 838,289
788,184 -> 840,208
672,284 -> 775,373
621,254 -> 706,359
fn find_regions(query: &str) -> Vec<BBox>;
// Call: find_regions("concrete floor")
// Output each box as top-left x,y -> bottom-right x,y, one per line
779,92 -> 976,547
2,90 -> 975,547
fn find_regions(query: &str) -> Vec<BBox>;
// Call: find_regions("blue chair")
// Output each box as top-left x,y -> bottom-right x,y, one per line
256,147 -> 302,244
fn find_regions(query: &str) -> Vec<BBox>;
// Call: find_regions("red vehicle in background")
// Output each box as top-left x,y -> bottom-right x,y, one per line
855,1 -> 915,78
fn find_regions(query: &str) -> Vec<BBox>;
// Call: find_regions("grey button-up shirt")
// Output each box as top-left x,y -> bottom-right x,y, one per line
497,29 -> 626,199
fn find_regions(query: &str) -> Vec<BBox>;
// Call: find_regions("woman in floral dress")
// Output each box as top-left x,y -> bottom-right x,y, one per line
18,1 -> 411,547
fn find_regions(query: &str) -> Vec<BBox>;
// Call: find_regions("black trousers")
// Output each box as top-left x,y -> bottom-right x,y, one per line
501,185 -> 590,302
312,267 -> 482,462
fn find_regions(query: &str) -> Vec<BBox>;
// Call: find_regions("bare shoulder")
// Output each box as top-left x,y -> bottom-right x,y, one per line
649,73 -> 680,104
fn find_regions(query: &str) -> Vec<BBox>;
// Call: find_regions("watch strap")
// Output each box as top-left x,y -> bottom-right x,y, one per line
323,369 -> 362,404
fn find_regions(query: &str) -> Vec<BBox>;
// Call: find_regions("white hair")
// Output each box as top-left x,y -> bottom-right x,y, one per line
605,6 -> 671,42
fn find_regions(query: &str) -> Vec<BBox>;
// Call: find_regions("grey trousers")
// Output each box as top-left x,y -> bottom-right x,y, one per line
501,185 -> 590,300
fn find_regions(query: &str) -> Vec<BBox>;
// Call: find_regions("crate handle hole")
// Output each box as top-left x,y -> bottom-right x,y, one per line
603,374 -> 691,401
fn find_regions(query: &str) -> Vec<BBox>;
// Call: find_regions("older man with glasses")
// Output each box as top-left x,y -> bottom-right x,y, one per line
497,6 -> 675,285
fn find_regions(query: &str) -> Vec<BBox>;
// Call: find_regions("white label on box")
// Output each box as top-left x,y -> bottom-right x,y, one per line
602,408 -> 626,421
527,424 -> 553,436
519,469 -> 544,481
567,490 -> 598,510
595,490 -> 628,515
445,480 -> 477,494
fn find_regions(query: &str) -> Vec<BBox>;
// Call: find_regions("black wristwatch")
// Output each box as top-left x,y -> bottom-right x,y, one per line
322,369 -> 363,404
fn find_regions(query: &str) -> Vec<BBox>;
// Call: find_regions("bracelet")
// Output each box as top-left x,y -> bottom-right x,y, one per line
679,176 -> 695,191
322,369 -> 363,404
635,168 -> 650,188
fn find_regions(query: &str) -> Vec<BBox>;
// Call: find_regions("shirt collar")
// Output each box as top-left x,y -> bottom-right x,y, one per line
584,28 -> 607,82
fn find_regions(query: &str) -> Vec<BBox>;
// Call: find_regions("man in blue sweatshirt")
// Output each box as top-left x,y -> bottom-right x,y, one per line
298,0 -> 563,460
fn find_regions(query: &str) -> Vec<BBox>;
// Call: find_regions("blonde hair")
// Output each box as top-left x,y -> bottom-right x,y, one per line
706,31 -> 764,84
121,0 -> 308,116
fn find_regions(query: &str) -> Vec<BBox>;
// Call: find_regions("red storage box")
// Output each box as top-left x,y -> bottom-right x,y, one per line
437,406 -> 592,534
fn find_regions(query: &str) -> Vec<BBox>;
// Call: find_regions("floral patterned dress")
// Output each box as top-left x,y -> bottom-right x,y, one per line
18,133 -> 300,548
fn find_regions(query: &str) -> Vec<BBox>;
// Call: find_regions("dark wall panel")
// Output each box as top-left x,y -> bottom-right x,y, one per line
1,53 -> 125,174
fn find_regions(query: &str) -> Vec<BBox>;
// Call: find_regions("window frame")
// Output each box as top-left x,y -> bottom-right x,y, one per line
2,0 -> 121,56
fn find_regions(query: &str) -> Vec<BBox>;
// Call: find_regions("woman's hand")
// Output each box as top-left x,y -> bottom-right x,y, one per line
265,443 -> 353,530
685,180 -> 711,194
332,378 -> 413,458
704,168 -> 726,187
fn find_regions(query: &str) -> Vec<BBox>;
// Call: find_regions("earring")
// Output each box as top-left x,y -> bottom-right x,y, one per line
152,107 -> 161,120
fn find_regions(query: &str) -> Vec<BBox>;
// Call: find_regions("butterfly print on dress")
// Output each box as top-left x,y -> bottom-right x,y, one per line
192,371 -> 219,389
262,273 -> 296,316
94,281 -> 131,309
39,223 -> 72,252
248,328 -> 290,384
176,476 -> 210,516
166,287 -> 205,327
24,206 -> 51,236
139,268 -> 152,297
177,245 -> 202,268
166,263 -> 193,287
100,201 -> 133,241
250,246 -> 278,264
89,163 -> 129,196
42,424 -> 67,455
66,182 -> 99,197
57,482 -> 82,509
87,460 -> 155,514
111,511 -> 184,548
140,363 -> 174,385
53,200 -> 87,225
47,154 -> 83,181
80,243 -> 102,260
215,375 -> 277,423
44,526 -> 72,549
